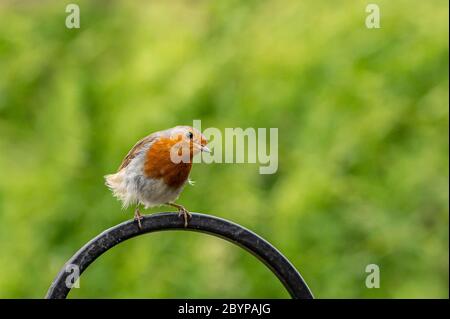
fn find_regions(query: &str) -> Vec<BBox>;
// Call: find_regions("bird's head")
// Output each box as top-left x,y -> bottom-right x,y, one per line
166,126 -> 209,161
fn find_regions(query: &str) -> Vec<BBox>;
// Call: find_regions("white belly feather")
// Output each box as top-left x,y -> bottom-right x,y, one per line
105,148 -> 185,209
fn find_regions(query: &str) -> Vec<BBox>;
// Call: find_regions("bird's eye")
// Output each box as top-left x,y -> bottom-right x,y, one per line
187,132 -> 194,140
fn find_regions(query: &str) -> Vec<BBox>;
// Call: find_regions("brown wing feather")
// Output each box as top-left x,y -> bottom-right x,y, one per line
118,133 -> 158,171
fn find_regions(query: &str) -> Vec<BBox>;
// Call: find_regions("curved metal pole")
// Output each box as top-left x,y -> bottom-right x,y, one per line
45,212 -> 313,299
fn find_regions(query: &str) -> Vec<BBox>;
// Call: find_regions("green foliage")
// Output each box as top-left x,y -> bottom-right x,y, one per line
0,0 -> 448,298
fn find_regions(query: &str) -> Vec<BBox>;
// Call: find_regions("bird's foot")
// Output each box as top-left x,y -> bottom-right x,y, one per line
134,208 -> 144,230
166,202 -> 192,227
177,206 -> 192,228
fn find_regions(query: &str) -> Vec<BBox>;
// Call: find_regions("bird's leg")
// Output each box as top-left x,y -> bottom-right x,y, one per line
134,205 -> 144,230
166,202 -> 191,227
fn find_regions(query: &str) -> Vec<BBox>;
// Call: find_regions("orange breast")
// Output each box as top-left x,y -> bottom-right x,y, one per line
144,138 -> 192,189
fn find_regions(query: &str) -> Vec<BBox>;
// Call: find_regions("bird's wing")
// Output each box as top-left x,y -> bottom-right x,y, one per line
117,133 -> 159,171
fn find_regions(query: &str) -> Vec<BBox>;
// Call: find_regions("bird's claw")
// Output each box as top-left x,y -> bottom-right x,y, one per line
178,208 -> 192,228
134,209 -> 144,230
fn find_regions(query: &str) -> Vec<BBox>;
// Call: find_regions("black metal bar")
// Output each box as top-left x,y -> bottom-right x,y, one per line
45,212 -> 313,299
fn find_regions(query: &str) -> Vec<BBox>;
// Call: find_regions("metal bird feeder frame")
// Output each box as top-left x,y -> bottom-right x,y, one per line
46,212 -> 313,299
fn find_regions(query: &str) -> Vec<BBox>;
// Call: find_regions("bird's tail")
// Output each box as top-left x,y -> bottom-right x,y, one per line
104,172 -> 133,208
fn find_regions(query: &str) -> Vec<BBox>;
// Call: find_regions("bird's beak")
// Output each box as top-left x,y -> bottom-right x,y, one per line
201,145 -> 210,153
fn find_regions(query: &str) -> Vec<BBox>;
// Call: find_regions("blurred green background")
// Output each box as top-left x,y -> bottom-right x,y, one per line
0,0 -> 448,298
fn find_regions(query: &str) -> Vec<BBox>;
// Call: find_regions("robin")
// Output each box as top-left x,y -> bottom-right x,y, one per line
105,126 -> 209,229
